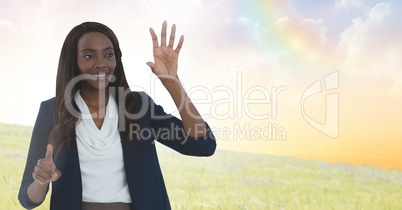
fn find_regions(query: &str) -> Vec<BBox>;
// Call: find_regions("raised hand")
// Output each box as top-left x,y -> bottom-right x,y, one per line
146,21 -> 184,84
32,144 -> 61,185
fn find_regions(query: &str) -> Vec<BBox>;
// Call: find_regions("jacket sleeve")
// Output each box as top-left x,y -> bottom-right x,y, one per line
18,100 -> 54,209
138,92 -> 216,156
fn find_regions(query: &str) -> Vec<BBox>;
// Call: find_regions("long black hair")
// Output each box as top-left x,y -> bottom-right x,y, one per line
49,22 -> 139,154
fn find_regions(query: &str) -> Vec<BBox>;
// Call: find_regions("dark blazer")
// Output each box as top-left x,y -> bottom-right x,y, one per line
18,91 -> 216,210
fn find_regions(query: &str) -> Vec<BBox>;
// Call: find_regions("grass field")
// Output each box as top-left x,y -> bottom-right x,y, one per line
1,122 -> 401,209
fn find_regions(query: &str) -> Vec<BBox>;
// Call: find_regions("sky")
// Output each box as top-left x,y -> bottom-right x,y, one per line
1,0 -> 401,170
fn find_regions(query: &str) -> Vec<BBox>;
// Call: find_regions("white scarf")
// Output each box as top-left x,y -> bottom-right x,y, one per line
74,91 -> 120,156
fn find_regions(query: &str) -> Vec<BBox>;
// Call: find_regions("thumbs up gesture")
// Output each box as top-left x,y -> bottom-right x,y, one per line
32,144 -> 62,185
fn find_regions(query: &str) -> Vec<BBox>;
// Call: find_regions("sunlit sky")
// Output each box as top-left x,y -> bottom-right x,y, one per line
1,0 -> 401,170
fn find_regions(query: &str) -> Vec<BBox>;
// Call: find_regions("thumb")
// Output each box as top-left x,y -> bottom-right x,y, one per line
146,62 -> 155,71
45,144 -> 54,163
50,169 -> 62,182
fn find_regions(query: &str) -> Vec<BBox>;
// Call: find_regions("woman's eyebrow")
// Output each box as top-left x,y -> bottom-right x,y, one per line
103,47 -> 114,51
80,47 -> 114,52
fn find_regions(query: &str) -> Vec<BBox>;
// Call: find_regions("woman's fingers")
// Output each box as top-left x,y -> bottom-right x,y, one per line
149,27 -> 159,49
36,158 -> 52,174
45,144 -> 53,161
33,165 -> 52,185
168,24 -> 176,48
160,21 -> 167,46
151,21 -> 183,50
50,169 -> 62,182
175,35 -> 184,54
32,172 -> 47,185
33,162 -> 61,184
32,144 -> 61,185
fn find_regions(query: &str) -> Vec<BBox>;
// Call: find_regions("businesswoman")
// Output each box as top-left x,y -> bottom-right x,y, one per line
18,21 -> 216,210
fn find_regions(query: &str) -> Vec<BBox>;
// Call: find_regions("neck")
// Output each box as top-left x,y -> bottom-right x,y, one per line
80,85 -> 109,108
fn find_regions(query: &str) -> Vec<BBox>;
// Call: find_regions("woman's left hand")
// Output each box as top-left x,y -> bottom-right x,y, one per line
147,21 -> 208,138
147,21 -> 184,84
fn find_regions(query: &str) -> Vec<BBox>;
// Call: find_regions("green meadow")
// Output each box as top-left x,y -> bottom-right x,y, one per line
1,122 -> 401,209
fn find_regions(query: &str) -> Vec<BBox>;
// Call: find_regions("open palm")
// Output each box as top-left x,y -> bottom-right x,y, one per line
147,21 -> 184,82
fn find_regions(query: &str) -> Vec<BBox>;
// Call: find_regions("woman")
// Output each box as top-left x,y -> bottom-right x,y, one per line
18,21 -> 216,210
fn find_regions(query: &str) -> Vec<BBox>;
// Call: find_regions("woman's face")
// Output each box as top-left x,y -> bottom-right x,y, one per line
76,32 -> 116,91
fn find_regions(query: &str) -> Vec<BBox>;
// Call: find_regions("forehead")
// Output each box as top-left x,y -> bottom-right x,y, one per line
77,32 -> 113,50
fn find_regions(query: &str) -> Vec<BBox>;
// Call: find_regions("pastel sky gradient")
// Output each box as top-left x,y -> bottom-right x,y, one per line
1,0 -> 401,170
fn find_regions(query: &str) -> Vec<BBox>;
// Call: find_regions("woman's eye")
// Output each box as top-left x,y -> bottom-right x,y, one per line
83,54 -> 93,59
106,53 -> 114,58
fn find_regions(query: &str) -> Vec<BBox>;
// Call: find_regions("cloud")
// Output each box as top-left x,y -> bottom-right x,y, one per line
338,2 -> 402,76
334,0 -> 362,9
336,2 -> 402,98
0,20 -> 12,27
274,16 -> 328,52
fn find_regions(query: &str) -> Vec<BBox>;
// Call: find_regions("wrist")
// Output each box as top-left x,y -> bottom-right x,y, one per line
33,179 -> 50,187
161,76 -> 181,91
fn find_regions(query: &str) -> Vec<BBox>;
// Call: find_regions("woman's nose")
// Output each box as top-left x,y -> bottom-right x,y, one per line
95,63 -> 106,69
